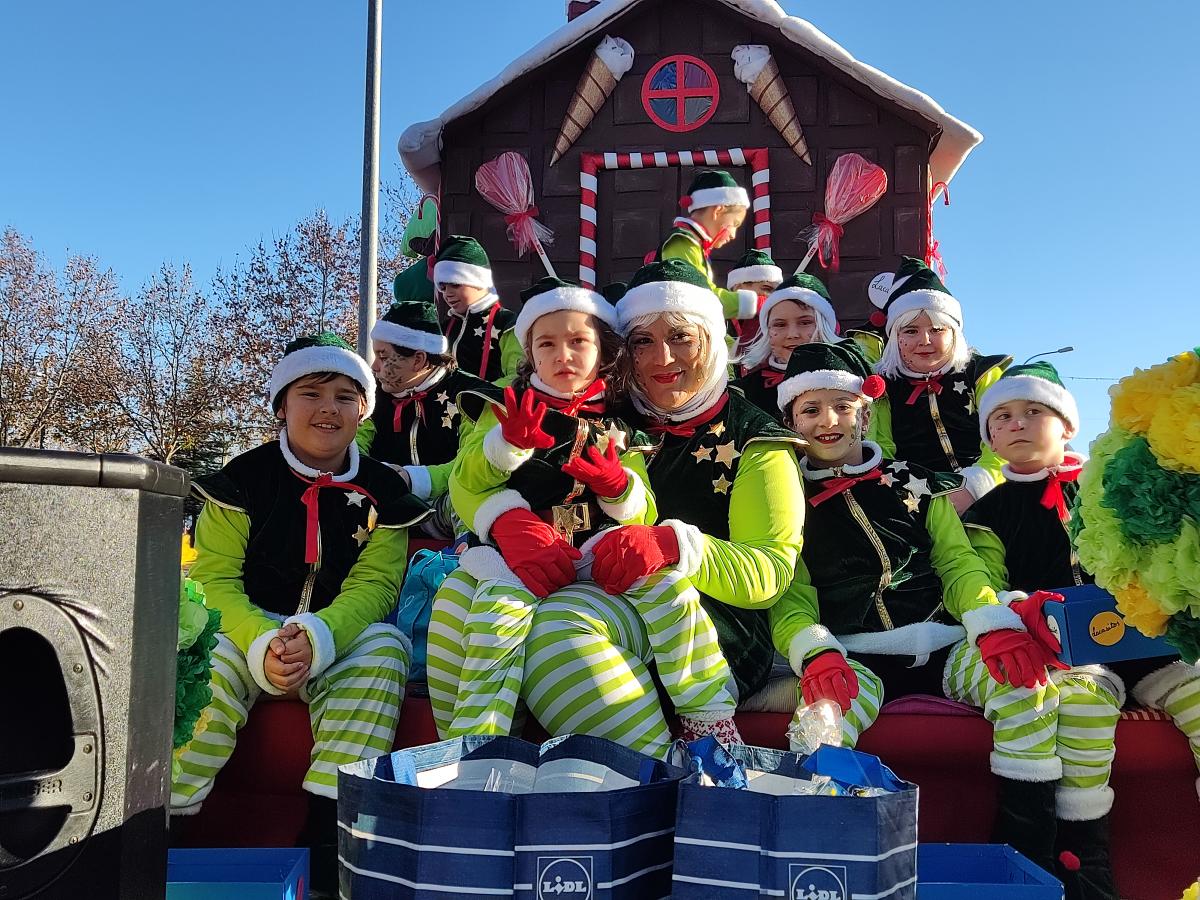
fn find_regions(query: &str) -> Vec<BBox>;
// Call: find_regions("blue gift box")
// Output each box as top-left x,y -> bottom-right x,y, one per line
167,848 -> 308,900
1042,584 -> 1175,665
918,844 -> 1062,898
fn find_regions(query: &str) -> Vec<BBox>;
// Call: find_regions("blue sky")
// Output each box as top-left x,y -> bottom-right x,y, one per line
3,1 -> 1196,447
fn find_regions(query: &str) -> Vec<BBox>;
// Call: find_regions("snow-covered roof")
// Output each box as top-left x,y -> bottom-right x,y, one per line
399,0 -> 982,191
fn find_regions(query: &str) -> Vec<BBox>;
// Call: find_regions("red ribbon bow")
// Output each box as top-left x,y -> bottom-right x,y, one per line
531,378 -> 608,418
812,212 -> 845,270
906,374 -> 944,405
392,391 -> 428,431
297,473 -> 378,564
647,394 -> 729,439
809,468 -> 883,507
761,368 -> 787,388
505,206 -> 540,227
1041,467 -> 1081,522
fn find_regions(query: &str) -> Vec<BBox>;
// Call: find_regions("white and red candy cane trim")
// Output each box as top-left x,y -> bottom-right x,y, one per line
579,148 -> 771,289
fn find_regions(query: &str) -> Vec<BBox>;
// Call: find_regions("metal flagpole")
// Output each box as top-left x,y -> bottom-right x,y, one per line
358,0 -> 382,361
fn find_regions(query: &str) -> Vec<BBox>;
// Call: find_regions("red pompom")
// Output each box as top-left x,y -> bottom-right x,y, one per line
869,310 -> 887,328
861,374 -> 886,399
678,196 -> 692,211
1058,851 -> 1081,873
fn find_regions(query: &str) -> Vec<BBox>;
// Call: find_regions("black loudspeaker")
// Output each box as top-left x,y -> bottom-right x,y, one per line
0,449 -> 187,899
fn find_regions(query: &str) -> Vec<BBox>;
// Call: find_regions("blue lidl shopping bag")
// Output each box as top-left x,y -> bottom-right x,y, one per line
391,548 -> 457,682
672,743 -> 918,899
338,734 -> 691,899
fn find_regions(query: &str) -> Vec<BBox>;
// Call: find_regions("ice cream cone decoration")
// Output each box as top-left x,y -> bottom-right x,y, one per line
550,36 -> 634,166
733,45 -> 811,165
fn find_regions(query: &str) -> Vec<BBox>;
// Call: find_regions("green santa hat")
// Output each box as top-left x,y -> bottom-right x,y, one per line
433,235 -> 493,289
776,341 -> 885,414
759,273 -> 838,339
269,332 -> 375,417
515,276 -> 617,351
681,169 -> 750,212
727,248 -> 783,289
616,258 -> 724,337
978,361 -> 1079,443
391,260 -> 435,305
867,257 -> 962,336
370,300 -> 448,355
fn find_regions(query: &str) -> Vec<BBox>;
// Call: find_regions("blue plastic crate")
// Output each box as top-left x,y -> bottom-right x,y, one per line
918,844 -> 1063,899
167,848 -> 309,900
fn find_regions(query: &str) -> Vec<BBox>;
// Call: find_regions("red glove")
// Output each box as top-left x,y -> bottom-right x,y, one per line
489,508 -> 581,598
1009,591 -> 1070,672
801,650 -> 860,713
561,442 -> 629,499
977,629 -> 1051,689
590,525 -> 680,594
493,387 -> 554,451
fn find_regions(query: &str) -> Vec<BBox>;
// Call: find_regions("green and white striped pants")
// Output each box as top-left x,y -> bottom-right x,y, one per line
428,569 -> 735,756
943,639 -> 1122,820
170,623 -> 409,812
1134,660 -> 1200,793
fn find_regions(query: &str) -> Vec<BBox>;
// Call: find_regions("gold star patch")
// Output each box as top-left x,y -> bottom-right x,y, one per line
712,474 -> 732,494
351,524 -> 371,546
596,423 -> 627,453
445,402 -> 458,419
713,442 -> 741,467
905,475 -> 931,497
708,422 -> 726,437
692,446 -> 713,463
436,391 -> 449,404
903,494 -> 922,513
441,415 -> 455,429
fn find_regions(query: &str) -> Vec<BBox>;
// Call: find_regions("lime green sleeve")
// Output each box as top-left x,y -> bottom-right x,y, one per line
189,503 -> 281,654
869,393 -> 895,456
447,404 -> 527,537
963,522 -> 1010,591
355,418 -> 376,455
963,366 -> 1007,496
670,440 -> 803,608
849,331 -> 884,365
608,447 -> 657,526
314,524 -> 409,652
497,329 -> 523,387
661,235 -> 757,321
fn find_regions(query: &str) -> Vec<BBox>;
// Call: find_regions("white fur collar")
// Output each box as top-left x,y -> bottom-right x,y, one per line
279,428 -> 360,481
390,366 -> 447,400
448,291 -> 499,318
801,441 -> 883,481
768,355 -> 788,371
1002,450 -> 1086,483
530,373 -> 604,401
672,216 -> 714,243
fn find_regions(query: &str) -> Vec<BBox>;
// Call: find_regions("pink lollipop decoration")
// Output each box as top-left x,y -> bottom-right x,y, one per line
795,153 -> 888,273
474,152 -> 557,276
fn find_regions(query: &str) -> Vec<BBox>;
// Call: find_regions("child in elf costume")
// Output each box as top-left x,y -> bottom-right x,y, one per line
768,341 -> 1078,878
173,333 -> 430,883
733,273 -> 840,419
356,299 -> 500,535
870,257 -> 1010,512
426,276 -> 740,743
661,169 -> 761,325
433,234 -> 521,384
963,362 -> 1200,900
725,248 -> 783,356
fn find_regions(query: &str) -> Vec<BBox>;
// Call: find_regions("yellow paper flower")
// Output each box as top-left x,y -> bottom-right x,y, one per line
1113,579 -> 1170,637
1147,384 -> 1200,474
1179,880 -> 1198,900
1111,351 -> 1200,435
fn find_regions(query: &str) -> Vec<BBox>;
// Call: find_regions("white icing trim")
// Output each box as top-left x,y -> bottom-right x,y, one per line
958,464 -> 996,501
990,751 -> 1061,782
284,612 -> 337,683
596,469 -> 647,522
472,489 -> 531,541
980,376 -> 1080,443
661,518 -> 706,579
402,465 -> 434,500
727,263 -> 782,289
1056,786 -> 1114,821
269,345 -> 376,417
731,43 -> 772,85
688,185 -> 751,210
594,35 -> 634,77
839,621 -> 966,656
279,428 -> 361,481
433,259 -> 492,289
371,319 -> 449,355
787,626 -> 846,675
777,370 -> 868,412
246,628 -> 286,696
801,442 -> 883,480
483,423 -> 535,473
962,603 -> 1025,645
885,289 -> 963,333
514,285 -> 616,350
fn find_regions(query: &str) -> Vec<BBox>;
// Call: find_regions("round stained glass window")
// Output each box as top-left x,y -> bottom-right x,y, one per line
641,55 -> 720,133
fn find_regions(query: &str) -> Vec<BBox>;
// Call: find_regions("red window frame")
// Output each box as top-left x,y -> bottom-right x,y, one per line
641,55 -> 720,133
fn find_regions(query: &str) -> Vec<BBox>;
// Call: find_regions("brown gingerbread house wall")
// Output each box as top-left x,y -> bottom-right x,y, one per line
437,0 -> 940,327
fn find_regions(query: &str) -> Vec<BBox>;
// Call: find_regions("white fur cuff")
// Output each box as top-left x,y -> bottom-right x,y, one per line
962,603 -> 1026,645
990,751 -> 1061,782
484,424 -> 534,473
662,518 -> 706,579
246,628 -> 286,696
456,545 -> 523,587
471,489 -> 531,541
597,470 -> 647,523
736,289 -> 759,320
787,626 -> 846,676
403,465 -> 434,500
285,612 -> 338,683
1131,660 -> 1197,708
1057,786 -> 1114,821
959,464 -> 997,500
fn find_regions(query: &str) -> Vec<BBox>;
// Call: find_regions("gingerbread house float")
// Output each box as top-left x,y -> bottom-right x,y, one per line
399,0 -> 981,325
